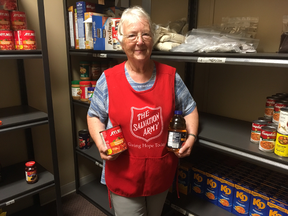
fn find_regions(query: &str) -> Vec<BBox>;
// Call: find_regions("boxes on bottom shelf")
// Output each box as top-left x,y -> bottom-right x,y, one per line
92,15 -> 121,51
177,162 -> 193,195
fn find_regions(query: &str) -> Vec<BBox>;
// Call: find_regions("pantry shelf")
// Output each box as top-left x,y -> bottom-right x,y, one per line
198,112 -> 288,174
69,50 -> 288,68
0,162 -> 55,208
0,50 -> 42,59
0,105 -> 48,133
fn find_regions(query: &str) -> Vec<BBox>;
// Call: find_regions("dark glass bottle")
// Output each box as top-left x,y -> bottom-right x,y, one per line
167,110 -> 187,152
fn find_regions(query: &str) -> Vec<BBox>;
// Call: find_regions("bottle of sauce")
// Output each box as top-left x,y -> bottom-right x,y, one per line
25,161 -> 38,184
167,110 -> 187,152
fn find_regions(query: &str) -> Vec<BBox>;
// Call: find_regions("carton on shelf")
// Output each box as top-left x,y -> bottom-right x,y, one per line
68,6 -> 75,48
76,1 -> 96,49
92,15 -> 108,50
92,16 -> 122,51
84,12 -> 105,49
74,8 -> 79,49
104,17 -> 121,50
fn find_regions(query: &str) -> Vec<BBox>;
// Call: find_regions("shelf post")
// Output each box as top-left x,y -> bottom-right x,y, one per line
37,0 -> 63,215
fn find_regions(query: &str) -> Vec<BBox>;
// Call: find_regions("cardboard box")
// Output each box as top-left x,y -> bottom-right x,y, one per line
84,12 -> 104,49
178,162 -> 193,195
74,8 -> 79,49
76,1 -> 96,49
92,15 -> 108,50
104,17 -> 121,50
92,16 -> 122,51
68,6 -> 75,48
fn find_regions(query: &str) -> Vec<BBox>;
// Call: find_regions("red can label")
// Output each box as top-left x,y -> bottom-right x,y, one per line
0,30 -> 14,50
0,10 -> 10,30
259,126 -> 276,152
10,11 -> 26,30
250,120 -> 268,143
14,30 -> 37,50
100,125 -> 127,155
264,97 -> 278,119
0,0 -> 17,11
273,102 -> 288,123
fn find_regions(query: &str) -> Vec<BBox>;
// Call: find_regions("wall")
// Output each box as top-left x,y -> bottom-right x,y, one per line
194,0 -> 288,122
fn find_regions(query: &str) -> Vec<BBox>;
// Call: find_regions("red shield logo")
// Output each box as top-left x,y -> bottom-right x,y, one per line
130,106 -> 163,142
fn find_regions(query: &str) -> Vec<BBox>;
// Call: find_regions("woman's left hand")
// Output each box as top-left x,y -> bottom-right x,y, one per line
175,135 -> 196,158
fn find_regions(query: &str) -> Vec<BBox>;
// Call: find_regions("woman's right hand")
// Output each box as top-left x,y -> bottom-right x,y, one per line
98,144 -> 120,161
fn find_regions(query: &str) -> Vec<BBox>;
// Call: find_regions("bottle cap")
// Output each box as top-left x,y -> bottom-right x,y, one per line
174,110 -> 182,115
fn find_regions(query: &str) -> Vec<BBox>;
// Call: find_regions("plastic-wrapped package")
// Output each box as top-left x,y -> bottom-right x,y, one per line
220,17 -> 259,39
170,28 -> 259,53
153,19 -> 187,51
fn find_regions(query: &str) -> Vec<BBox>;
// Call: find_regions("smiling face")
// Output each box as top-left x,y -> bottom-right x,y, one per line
120,18 -> 153,63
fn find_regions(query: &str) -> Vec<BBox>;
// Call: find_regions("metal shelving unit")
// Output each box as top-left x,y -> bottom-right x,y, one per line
0,0 -> 62,215
63,0 -> 288,216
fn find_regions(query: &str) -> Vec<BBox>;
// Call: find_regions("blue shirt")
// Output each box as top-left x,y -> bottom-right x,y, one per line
88,63 -> 196,184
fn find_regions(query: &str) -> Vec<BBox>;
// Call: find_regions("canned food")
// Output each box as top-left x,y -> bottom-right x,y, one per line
0,30 -> 14,50
78,129 -> 90,149
272,100 -> 288,124
80,61 -> 90,80
0,0 -> 17,11
10,11 -> 26,30
264,96 -> 279,119
274,132 -> 288,157
14,29 -> 37,50
278,107 -> 288,135
259,126 -> 277,152
99,125 -> 127,155
250,120 -> 269,143
0,10 -> 10,30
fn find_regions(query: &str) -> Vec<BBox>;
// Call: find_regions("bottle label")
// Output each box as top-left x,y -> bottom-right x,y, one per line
167,131 -> 187,149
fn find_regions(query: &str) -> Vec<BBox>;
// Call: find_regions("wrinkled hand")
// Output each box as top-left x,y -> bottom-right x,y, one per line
175,136 -> 195,158
98,144 -> 120,161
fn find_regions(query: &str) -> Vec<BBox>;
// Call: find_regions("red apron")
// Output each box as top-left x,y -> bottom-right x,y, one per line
105,61 -> 178,197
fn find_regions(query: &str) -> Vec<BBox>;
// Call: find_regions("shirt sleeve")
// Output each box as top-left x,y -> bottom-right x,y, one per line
87,72 -> 109,124
175,72 -> 196,116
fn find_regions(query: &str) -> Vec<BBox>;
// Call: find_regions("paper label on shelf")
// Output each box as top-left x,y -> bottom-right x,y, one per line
197,57 -> 226,63
6,200 -> 15,206
99,53 -> 107,58
171,204 -> 186,215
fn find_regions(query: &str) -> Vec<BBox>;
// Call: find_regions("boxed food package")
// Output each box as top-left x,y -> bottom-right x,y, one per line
68,6 -> 75,48
104,17 -> 121,50
204,169 -> 220,205
0,0 -> 17,10
217,174 -> 235,213
92,15 -> 108,50
177,162 -> 193,195
92,16 -> 122,51
84,12 -> 105,49
191,165 -> 207,199
232,182 -> 252,216
76,1 -> 96,49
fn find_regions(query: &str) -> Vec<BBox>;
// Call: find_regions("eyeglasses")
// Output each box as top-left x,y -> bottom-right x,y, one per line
123,33 -> 152,43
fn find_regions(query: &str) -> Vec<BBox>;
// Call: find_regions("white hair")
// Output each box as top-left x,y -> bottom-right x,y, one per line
117,6 -> 154,43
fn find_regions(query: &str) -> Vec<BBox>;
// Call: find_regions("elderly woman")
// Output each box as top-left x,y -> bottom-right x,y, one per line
87,5 -> 198,216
